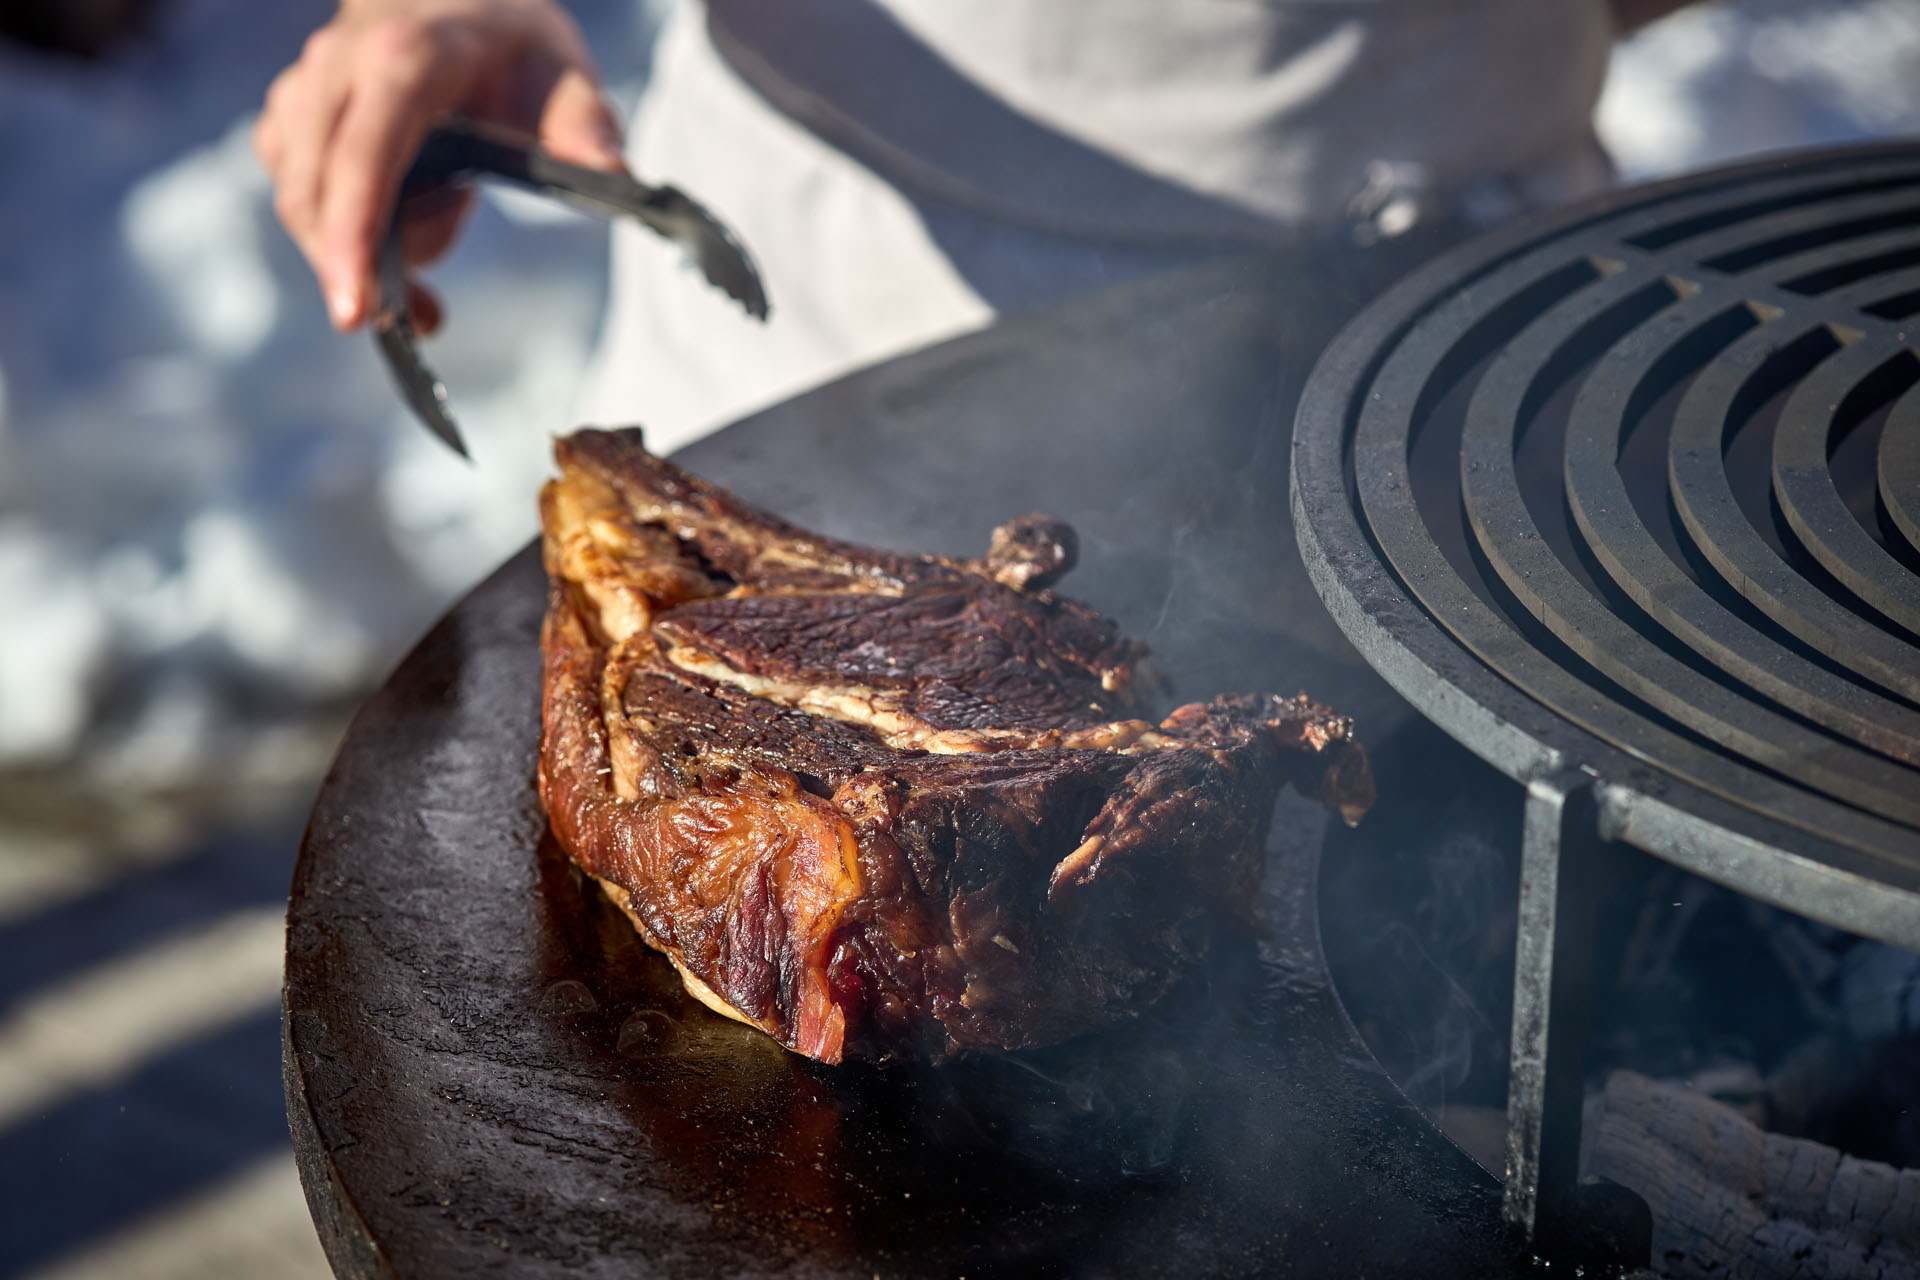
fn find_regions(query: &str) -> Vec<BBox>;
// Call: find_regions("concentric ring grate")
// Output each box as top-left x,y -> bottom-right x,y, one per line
1294,144 -> 1920,951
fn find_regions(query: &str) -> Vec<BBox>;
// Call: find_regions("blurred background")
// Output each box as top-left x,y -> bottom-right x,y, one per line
0,0 -> 1917,1275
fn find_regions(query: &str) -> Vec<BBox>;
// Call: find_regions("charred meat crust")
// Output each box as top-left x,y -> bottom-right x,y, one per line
537,427 -> 1373,1063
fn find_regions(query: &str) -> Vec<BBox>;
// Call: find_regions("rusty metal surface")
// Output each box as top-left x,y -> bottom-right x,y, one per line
284,249 -> 1531,1278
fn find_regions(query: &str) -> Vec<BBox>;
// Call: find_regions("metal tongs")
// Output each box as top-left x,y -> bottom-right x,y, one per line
373,118 -> 770,459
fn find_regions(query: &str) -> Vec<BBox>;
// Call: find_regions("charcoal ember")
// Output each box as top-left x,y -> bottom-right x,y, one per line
537,427 -> 1373,1063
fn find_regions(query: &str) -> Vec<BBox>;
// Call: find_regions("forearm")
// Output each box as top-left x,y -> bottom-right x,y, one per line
1609,0 -> 1704,34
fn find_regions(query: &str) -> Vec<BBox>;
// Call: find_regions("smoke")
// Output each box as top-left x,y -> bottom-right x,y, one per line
1839,941 -> 1920,1043
1318,715 -> 1522,1120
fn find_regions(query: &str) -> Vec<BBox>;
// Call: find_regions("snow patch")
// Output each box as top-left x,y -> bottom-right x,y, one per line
177,509 -> 373,694
1599,0 -> 1920,182
0,524 -> 109,763
121,119 -> 280,361
1747,1 -> 1920,130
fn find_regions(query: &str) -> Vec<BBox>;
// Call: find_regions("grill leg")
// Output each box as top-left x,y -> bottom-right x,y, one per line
1502,771 -> 1651,1265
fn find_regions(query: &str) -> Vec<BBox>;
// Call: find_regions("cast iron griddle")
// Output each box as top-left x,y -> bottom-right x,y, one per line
284,250 -> 1532,1278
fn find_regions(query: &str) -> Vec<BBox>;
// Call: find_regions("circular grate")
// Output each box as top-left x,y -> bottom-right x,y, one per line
1293,143 -> 1920,951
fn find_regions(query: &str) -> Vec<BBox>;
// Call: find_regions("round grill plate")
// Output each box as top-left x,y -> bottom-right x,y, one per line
1293,143 -> 1920,950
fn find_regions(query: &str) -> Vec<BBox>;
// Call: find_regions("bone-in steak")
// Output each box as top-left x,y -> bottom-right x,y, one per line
538,428 -> 1373,1063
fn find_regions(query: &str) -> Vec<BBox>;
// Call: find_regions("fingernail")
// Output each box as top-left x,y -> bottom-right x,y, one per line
328,285 -> 356,327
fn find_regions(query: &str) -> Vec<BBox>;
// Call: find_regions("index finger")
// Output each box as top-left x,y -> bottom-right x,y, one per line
316,60 -> 471,329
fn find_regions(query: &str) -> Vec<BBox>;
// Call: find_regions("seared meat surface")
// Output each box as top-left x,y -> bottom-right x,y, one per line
538,428 -> 1373,1062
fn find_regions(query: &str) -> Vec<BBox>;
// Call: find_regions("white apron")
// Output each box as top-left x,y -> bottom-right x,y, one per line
576,0 -> 1616,452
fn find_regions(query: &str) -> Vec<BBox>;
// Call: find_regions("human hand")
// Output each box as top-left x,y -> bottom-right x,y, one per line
253,0 -> 625,333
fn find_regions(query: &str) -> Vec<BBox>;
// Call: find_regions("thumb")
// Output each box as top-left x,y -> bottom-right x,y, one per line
540,67 -> 625,172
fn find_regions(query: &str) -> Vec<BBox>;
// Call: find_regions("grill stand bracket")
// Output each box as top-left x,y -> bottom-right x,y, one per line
1503,770 -> 1652,1267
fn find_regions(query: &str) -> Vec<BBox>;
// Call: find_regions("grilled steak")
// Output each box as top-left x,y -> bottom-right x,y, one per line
537,428 -> 1373,1063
